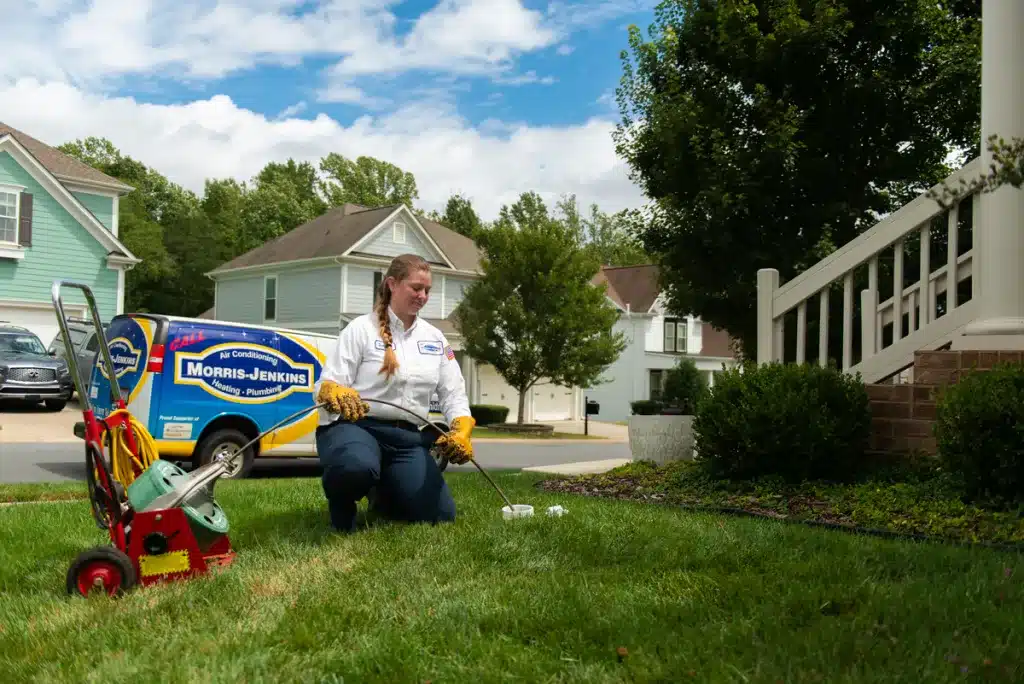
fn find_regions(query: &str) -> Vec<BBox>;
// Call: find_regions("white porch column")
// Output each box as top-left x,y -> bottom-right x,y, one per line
459,353 -> 476,403
955,0 -> 1024,349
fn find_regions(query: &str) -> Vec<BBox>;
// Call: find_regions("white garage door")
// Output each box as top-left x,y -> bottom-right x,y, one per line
0,302 -> 85,348
476,364 -> 521,419
531,382 -> 574,421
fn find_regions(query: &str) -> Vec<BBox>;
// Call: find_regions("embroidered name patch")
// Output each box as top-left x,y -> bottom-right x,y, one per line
375,340 -> 386,350
418,340 -> 443,355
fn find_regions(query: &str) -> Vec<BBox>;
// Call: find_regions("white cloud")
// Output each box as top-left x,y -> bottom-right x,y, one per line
0,78 -> 645,221
0,2 -> 651,225
6,0 -> 576,94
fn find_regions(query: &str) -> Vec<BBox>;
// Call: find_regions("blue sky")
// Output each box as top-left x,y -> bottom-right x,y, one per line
1,1 -> 659,220
115,1 -> 655,128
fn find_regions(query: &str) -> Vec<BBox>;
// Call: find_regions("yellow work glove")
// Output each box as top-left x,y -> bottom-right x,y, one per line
436,416 -> 475,465
316,380 -> 369,421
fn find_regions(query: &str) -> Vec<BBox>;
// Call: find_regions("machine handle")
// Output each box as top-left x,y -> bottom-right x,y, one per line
50,279 -> 121,411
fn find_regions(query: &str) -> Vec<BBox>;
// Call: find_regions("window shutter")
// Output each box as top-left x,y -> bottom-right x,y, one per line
18,192 -> 32,247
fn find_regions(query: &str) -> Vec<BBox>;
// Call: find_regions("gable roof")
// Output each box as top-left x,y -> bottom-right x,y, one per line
0,122 -> 134,194
0,131 -> 139,263
208,203 -> 484,275
592,264 -> 738,359
591,264 -> 661,312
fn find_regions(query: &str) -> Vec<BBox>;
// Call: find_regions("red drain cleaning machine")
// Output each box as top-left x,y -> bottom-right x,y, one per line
52,280 -> 237,598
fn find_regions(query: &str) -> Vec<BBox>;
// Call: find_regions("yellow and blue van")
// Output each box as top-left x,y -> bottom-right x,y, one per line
85,313 -> 444,478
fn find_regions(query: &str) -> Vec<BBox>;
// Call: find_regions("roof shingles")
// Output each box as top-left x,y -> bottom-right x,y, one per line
209,203 -> 484,274
0,122 -> 134,192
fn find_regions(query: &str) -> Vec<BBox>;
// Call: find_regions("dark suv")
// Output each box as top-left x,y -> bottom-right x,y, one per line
0,323 -> 74,411
47,316 -> 108,399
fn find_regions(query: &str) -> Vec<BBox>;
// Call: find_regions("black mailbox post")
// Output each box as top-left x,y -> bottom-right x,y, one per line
584,396 -> 600,435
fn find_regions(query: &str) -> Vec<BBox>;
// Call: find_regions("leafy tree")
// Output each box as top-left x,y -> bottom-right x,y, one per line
437,193 -> 483,239
57,137 -> 187,313
452,192 -> 626,424
318,153 -> 419,208
613,0 -> 982,355
931,134 -> 1024,208
581,204 -> 649,267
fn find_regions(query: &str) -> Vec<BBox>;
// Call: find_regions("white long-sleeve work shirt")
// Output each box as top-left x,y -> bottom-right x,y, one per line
314,309 -> 472,427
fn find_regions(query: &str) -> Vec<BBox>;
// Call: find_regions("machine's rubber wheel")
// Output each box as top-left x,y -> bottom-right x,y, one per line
195,428 -> 255,479
66,546 -> 137,598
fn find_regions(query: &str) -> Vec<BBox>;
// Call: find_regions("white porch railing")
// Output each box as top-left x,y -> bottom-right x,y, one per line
756,157 -> 981,384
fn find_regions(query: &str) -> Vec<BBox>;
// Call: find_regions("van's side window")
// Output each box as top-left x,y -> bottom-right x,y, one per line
86,334 -> 100,352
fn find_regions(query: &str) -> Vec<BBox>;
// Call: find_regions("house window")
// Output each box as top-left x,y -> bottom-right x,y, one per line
393,221 -> 406,243
663,317 -> 687,353
649,369 -> 665,400
0,188 -> 19,244
264,276 -> 277,321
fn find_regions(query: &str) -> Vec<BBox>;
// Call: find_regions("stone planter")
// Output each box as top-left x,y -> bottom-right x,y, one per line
626,414 -> 696,465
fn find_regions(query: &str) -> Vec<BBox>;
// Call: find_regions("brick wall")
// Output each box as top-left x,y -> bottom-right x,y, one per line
867,349 -> 1024,456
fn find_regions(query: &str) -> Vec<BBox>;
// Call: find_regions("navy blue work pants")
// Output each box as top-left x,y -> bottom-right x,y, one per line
315,417 -> 456,532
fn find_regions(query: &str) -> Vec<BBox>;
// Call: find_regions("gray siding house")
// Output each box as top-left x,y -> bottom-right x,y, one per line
203,208 -> 737,425
203,202 -> 585,422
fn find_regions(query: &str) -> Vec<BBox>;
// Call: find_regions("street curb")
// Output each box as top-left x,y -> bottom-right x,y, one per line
522,458 -> 633,475
472,438 -> 625,444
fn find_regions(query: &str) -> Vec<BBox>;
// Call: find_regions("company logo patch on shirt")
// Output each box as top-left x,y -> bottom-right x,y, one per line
418,340 -> 443,355
444,345 -> 456,361
374,340 -> 394,350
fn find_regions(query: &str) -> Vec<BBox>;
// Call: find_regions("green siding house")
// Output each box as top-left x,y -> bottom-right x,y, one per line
0,122 -> 139,346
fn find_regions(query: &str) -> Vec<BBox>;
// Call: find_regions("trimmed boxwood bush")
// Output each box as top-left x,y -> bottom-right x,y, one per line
630,400 -> 663,415
469,404 -> 510,426
694,362 -> 871,483
934,362 -> 1024,505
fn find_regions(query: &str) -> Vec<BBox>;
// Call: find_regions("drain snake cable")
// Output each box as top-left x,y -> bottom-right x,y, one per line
100,409 -> 162,488
89,399 -> 515,511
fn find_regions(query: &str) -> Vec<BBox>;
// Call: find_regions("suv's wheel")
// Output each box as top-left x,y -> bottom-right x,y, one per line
193,428 -> 255,479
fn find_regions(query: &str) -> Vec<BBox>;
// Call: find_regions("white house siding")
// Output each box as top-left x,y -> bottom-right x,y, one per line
645,311 -> 704,354
580,313 -> 735,423
581,317 -> 650,423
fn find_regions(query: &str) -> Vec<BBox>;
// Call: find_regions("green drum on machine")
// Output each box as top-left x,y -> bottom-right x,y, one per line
126,459 -> 230,551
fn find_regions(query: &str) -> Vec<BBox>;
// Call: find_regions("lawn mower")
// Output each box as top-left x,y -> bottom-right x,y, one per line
52,280 -> 531,599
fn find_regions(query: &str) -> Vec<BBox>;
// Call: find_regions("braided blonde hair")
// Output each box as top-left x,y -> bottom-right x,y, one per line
375,253 -> 431,379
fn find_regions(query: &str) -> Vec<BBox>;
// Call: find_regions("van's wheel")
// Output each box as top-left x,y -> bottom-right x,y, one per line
194,428 -> 255,479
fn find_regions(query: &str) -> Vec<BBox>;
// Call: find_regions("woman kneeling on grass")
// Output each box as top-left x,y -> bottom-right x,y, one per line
312,253 -> 476,533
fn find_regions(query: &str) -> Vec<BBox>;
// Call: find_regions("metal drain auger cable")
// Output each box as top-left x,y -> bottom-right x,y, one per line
218,398 -> 516,511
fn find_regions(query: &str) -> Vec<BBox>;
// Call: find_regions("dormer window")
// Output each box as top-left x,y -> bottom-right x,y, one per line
393,221 -> 406,244
664,317 -> 687,353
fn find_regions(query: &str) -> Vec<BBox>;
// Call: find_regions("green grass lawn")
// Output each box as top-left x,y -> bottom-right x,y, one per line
2,471 -> 1021,682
